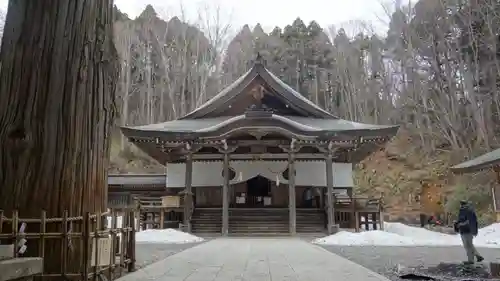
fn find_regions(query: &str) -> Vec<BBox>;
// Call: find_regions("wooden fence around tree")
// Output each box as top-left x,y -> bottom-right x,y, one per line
0,209 -> 137,281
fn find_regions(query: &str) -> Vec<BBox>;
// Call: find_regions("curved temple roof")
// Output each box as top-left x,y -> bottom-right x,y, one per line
450,148 -> 500,174
121,58 -> 399,142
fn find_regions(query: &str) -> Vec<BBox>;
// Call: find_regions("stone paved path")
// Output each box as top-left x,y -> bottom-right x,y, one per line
119,238 -> 390,281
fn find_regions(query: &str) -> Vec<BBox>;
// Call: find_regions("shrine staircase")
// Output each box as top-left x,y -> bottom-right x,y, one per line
191,208 -> 326,237
191,208 -> 222,235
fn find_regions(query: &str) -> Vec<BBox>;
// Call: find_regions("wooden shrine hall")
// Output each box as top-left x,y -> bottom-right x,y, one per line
121,56 -> 399,236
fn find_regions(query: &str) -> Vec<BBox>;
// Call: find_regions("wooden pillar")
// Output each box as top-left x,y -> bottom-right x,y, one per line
288,151 -> 297,235
281,140 -> 299,235
183,151 -> 193,233
222,151 -> 230,236
218,141 -> 236,236
160,209 -> 165,229
325,150 -> 336,234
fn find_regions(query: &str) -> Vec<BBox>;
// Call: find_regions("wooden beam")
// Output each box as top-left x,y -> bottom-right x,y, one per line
149,139 -> 354,149
191,153 -> 337,161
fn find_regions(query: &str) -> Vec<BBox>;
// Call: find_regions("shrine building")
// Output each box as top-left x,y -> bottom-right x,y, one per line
120,56 -> 399,236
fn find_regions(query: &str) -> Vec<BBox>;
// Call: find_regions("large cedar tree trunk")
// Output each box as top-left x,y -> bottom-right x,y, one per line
0,1 -> 117,219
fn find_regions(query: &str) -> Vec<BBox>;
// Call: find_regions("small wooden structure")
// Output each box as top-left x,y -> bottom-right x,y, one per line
0,209 -> 136,281
451,148 -> 500,221
137,196 -> 183,230
120,55 -> 398,235
335,197 -> 384,231
107,174 -> 184,230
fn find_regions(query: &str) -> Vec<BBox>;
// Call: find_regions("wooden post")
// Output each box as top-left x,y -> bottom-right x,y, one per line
490,262 -> 500,277
12,210 -> 18,257
325,150 -> 335,234
39,211 -> 46,260
492,167 -> 500,222
351,197 -> 356,229
160,209 -> 165,229
379,210 -> 385,230
288,150 -> 297,235
218,142 -> 236,236
354,211 -> 360,232
62,211 -> 68,276
127,211 -> 136,272
82,212 -> 90,281
183,149 -> 193,233
222,151 -> 230,236
280,140 -> 299,235
133,197 -> 140,231
93,213 -> 100,281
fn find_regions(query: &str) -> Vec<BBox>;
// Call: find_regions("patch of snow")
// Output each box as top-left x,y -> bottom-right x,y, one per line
135,229 -> 204,244
475,223 -> 500,246
313,222 -> 500,248
384,222 -> 454,241
313,230 -> 422,246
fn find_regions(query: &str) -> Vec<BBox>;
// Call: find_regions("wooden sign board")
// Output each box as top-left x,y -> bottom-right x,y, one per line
162,196 -> 180,207
0,244 -> 13,260
91,237 -> 113,267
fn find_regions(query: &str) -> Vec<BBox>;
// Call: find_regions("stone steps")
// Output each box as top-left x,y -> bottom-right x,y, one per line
191,208 -> 326,236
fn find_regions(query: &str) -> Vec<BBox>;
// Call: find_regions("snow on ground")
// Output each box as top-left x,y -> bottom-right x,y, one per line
135,228 -> 204,244
106,216 -> 203,244
313,222 -> 500,247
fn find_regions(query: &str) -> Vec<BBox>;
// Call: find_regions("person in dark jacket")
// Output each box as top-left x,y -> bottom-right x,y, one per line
455,200 -> 484,264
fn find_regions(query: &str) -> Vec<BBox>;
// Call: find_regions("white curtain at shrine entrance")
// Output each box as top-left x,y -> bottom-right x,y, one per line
166,160 -> 353,187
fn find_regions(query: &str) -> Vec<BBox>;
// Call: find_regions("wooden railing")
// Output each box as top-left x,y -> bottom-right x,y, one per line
0,209 -> 136,281
137,196 -> 183,230
332,196 -> 383,232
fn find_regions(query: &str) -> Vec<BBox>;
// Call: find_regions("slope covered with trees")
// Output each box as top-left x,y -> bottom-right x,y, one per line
112,1 -> 500,223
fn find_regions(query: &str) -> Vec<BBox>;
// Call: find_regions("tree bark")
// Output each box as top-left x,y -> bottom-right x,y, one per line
0,0 -> 117,222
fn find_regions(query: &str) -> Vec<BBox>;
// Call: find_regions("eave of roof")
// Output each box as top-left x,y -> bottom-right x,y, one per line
121,114 -> 399,141
450,148 -> 500,174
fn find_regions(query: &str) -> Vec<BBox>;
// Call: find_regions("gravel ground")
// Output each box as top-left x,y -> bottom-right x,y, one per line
321,245 -> 500,280
134,241 -> 205,269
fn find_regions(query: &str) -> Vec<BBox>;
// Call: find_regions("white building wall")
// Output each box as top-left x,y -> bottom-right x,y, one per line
166,160 -> 353,188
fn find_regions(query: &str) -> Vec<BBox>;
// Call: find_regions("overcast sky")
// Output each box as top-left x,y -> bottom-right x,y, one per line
0,0 -> 396,36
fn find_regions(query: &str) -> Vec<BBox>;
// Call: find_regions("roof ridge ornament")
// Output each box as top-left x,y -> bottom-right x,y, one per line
254,52 -> 264,66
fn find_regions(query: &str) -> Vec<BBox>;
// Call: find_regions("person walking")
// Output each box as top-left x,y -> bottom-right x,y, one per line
455,200 -> 484,264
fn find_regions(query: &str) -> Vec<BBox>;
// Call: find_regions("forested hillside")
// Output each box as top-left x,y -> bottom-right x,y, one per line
8,1 -> 496,223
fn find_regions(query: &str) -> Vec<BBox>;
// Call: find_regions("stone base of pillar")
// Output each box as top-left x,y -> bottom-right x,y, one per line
328,224 -> 340,235
180,222 -> 192,233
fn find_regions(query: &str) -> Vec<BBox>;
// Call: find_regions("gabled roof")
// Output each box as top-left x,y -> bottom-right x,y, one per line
450,148 -> 500,174
181,59 -> 334,119
120,58 -> 399,144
